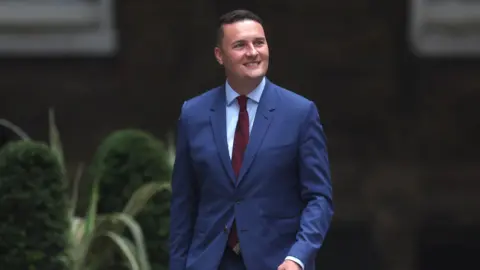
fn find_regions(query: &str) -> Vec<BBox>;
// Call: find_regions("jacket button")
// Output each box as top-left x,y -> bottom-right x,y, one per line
224,225 -> 228,233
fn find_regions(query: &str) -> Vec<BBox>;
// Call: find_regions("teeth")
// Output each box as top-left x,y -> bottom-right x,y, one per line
245,62 -> 258,66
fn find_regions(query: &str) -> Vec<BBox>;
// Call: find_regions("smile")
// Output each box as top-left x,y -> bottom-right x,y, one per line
244,61 -> 260,67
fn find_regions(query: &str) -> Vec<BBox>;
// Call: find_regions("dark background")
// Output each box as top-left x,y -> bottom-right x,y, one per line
1,1 -> 479,269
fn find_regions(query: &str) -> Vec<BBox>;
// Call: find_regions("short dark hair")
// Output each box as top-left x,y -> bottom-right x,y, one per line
216,9 -> 263,46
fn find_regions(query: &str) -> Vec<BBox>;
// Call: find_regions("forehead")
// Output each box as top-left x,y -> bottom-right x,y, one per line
222,20 -> 266,41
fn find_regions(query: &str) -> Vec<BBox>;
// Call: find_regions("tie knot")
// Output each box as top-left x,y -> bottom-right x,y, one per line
237,95 -> 248,112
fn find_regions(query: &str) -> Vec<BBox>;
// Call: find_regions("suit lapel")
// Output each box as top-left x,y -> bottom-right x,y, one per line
210,86 -> 236,183
237,79 -> 276,185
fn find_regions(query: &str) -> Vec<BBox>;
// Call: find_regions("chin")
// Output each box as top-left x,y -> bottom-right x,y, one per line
244,70 -> 266,80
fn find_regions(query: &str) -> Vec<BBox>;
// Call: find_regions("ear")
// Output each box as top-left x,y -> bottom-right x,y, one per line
214,46 -> 224,65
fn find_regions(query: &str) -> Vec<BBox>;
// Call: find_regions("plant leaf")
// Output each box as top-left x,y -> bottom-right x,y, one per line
104,231 -> 140,270
113,213 -> 151,270
48,108 -> 66,175
71,213 -> 151,270
69,163 -> 84,219
122,182 -> 171,217
0,119 -> 30,140
85,176 -> 101,235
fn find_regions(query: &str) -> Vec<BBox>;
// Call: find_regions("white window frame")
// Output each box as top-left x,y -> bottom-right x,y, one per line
0,0 -> 117,57
409,0 -> 480,57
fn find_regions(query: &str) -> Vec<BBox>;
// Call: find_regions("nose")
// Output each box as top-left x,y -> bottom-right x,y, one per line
245,43 -> 258,57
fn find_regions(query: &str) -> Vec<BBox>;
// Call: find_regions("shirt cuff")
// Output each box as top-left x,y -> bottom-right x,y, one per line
285,256 -> 304,269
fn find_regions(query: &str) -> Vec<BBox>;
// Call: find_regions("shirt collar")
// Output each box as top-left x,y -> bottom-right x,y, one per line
225,77 -> 266,106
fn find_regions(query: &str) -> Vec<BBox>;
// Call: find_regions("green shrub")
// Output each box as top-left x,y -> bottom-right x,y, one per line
0,140 -> 69,270
89,129 -> 171,270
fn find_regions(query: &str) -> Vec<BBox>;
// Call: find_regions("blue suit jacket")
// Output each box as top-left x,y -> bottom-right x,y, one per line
169,78 -> 333,270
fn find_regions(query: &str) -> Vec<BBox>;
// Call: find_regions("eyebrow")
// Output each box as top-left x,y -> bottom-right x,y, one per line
231,37 -> 265,45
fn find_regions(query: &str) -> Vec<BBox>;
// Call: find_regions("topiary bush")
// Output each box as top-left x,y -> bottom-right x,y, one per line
89,129 -> 172,270
0,140 -> 70,270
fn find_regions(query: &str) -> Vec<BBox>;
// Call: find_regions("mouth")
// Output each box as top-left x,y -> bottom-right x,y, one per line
243,61 -> 261,68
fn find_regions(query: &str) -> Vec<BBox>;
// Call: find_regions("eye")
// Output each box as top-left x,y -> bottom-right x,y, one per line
233,42 -> 244,49
253,39 -> 265,46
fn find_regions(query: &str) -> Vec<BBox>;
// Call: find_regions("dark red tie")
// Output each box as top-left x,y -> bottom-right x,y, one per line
228,95 -> 249,251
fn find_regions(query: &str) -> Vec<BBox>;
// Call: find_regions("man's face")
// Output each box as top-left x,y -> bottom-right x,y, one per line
214,20 -> 269,81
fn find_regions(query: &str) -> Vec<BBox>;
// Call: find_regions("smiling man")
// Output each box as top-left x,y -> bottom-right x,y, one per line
169,9 -> 333,270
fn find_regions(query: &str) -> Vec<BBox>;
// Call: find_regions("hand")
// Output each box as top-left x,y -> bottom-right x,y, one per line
278,260 -> 301,270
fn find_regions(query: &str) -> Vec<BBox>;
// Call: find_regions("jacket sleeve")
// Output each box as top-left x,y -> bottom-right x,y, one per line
169,101 -> 198,270
287,101 -> 334,265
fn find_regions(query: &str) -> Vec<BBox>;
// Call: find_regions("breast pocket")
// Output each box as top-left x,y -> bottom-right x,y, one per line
256,141 -> 297,168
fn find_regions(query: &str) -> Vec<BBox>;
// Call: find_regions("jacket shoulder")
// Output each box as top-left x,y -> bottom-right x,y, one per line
180,85 -> 223,117
272,83 -> 316,112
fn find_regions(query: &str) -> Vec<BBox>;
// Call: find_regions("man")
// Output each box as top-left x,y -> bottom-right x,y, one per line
170,9 -> 333,270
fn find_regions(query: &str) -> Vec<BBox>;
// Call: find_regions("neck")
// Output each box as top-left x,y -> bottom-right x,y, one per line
227,77 -> 262,95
